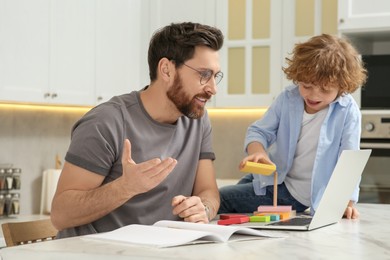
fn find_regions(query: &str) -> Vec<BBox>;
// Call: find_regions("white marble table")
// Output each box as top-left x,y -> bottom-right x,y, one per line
0,204 -> 389,260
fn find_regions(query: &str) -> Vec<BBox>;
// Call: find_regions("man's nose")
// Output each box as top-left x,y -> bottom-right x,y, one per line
204,78 -> 218,96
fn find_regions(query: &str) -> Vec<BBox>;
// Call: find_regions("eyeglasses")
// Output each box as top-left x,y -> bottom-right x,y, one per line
182,63 -> 223,85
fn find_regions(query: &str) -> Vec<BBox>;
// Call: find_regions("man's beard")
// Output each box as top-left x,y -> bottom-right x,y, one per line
167,74 -> 211,119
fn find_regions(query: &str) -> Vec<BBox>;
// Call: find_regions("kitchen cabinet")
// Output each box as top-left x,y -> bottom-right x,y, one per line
0,0 -> 50,104
0,0 -> 144,106
214,0 -> 282,107
338,0 -> 390,56
338,0 -> 390,107
49,0 -> 95,105
338,0 -> 390,33
0,0 -> 96,105
147,0 -> 217,37
95,0 -> 143,104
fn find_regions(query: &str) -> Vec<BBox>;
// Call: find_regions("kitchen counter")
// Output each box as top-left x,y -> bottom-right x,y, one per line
0,204 -> 389,260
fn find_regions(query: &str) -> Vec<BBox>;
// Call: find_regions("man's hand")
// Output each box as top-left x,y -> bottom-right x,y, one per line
172,195 -> 209,223
120,139 -> 177,196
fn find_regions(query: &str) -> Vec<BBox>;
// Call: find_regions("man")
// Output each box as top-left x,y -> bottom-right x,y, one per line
51,22 -> 224,238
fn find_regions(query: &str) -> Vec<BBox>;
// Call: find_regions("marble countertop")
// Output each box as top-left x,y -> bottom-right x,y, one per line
0,204 -> 389,260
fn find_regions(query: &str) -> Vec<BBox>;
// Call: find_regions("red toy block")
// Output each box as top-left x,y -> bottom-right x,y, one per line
219,214 -> 249,220
217,216 -> 250,225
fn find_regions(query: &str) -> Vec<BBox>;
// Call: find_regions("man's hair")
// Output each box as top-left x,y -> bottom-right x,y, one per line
148,22 -> 224,81
283,34 -> 367,94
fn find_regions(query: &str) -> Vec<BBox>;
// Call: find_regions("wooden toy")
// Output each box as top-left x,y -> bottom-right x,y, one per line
256,205 -> 292,213
219,214 -> 249,220
249,215 -> 270,222
241,161 -> 292,217
217,216 -> 250,225
253,210 -> 297,221
253,213 -> 280,221
240,161 -> 276,175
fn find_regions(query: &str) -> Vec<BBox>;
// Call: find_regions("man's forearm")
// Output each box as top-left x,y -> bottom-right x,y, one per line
51,177 -> 134,231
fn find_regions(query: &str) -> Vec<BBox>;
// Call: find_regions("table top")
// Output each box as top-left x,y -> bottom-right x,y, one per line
0,204 -> 389,260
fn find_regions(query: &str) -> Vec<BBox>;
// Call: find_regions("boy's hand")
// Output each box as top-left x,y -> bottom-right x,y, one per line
343,201 -> 359,219
239,152 -> 274,170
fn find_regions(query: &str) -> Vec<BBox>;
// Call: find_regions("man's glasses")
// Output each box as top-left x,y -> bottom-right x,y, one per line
182,63 -> 223,85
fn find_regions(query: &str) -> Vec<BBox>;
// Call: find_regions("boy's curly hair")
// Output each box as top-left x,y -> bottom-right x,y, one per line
283,34 -> 367,95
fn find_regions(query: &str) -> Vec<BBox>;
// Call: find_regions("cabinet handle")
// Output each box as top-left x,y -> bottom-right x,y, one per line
339,18 -> 344,24
97,96 -> 103,102
51,93 -> 58,98
44,92 -> 50,98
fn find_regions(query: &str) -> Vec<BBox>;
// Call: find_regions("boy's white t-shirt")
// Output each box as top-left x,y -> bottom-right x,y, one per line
284,107 -> 329,206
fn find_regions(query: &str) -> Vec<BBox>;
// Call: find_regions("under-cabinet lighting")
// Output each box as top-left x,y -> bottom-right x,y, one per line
0,103 -> 267,116
0,103 -> 92,113
207,108 -> 268,117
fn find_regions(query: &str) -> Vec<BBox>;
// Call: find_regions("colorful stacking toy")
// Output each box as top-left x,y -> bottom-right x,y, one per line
241,161 -> 293,219
217,162 -> 293,225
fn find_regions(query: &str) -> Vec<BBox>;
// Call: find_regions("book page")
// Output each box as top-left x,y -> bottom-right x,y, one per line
85,224 -> 223,248
154,220 -> 281,241
84,221 -> 284,248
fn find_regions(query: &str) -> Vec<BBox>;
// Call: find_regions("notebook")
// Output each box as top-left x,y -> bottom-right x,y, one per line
237,149 -> 372,231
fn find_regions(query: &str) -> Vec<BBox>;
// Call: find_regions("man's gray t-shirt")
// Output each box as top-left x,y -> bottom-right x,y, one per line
57,90 -> 215,238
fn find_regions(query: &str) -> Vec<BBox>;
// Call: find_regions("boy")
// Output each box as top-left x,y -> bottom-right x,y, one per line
218,34 -> 367,219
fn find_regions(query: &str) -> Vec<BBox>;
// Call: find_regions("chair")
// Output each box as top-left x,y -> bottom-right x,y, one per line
1,219 -> 57,247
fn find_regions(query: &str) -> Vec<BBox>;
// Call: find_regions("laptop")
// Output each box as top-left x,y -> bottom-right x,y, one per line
237,149 -> 372,231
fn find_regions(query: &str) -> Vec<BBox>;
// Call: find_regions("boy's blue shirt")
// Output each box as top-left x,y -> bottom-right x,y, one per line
245,85 -> 361,212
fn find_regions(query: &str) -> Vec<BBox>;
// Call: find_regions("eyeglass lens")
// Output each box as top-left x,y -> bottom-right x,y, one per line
183,63 -> 223,85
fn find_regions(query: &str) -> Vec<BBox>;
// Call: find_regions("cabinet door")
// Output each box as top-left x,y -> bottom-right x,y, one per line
148,0 -> 216,32
0,0 -> 49,103
49,0 -> 95,105
215,0 -> 282,107
95,0 -> 142,104
338,0 -> 390,33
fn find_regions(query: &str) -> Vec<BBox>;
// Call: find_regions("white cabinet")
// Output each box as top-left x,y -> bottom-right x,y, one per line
49,0 -> 95,105
338,0 -> 390,56
148,0 -> 217,33
0,0 -> 50,103
338,0 -> 390,33
0,0 -> 144,106
215,0 -> 283,107
95,0 -> 143,104
0,0 -> 96,105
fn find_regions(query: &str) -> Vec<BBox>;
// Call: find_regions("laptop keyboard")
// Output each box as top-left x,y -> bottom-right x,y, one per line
267,217 -> 312,226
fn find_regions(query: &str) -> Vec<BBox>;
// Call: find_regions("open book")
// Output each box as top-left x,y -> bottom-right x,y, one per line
84,220 -> 284,248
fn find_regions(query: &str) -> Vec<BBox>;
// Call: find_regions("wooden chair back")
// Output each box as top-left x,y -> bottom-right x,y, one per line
1,219 -> 57,247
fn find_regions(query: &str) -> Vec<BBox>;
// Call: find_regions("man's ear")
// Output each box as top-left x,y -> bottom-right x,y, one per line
158,58 -> 172,81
